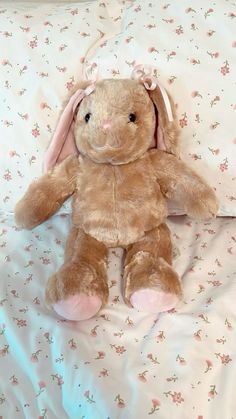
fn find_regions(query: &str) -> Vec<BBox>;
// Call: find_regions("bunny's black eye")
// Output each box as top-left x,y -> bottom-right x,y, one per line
129,113 -> 136,123
85,113 -> 91,123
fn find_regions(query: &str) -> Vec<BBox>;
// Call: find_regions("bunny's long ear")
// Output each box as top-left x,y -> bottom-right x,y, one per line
43,81 -> 94,172
149,86 -> 180,157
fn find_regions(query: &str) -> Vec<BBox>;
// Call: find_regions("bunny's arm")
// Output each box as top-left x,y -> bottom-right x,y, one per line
150,150 -> 218,219
15,156 -> 79,229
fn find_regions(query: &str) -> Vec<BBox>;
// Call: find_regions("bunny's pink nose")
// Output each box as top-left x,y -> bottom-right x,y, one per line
101,118 -> 112,130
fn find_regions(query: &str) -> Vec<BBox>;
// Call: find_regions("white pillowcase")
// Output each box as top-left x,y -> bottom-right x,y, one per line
86,0 -> 236,216
0,0 -> 122,212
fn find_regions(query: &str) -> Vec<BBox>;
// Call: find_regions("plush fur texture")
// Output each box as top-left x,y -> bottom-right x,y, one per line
15,79 -> 218,321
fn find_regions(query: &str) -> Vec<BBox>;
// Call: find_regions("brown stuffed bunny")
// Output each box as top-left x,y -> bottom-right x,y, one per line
15,77 -> 218,321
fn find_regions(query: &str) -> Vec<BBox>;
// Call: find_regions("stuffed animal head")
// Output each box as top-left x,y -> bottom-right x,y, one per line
74,79 -> 156,164
44,71 -> 180,171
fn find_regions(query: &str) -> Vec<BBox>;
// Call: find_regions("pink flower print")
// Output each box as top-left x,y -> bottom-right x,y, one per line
204,359 -> 213,373
134,5 -> 141,12
148,399 -> 161,414
112,295 -> 120,304
99,368 -> 108,377
13,318 -> 27,327
164,391 -> 184,405
20,26 -> 30,32
4,120 -> 13,127
125,316 -> 134,326
40,102 -> 51,110
1,59 -> 12,67
38,409 -> 47,419
207,51 -> 219,59
148,46 -> 159,53
175,25 -> 183,35
208,147 -> 220,155
210,95 -> 220,107
31,123 -> 40,138
3,31 -> 12,37
208,385 -> 218,399
95,351 -> 105,360
167,51 -> 176,61
0,324 -> 5,336
219,158 -> 228,172
19,65 -> 27,75
44,21 -> 53,27
66,77 -> 75,91
228,11 -> 236,18
190,58 -> 200,65
10,375 -> 18,385
232,41 -> 236,48
198,314 -> 210,324
125,36 -> 133,43
146,24 -> 156,29
176,354 -> 186,365
168,76 -> 177,84
204,8 -> 214,19
185,7 -> 196,13
179,113 -> 188,128
216,337 -> 226,344
18,113 -> 29,120
31,350 -> 42,363
38,381 -> 46,390
225,318 -> 233,331
115,345 -> 126,354
51,374 -> 64,387
39,72 -> 48,78
162,18 -> 174,24
220,60 -> 230,75
147,353 -> 160,364
166,374 -> 178,383
138,371 -> 148,383
68,338 -> 77,349
59,44 -> 67,52
29,156 -> 36,165
191,90 -> 202,98
207,30 -> 215,37
115,394 -> 125,408
90,325 -> 99,337
209,121 -> 220,130
171,392 -> 184,404
193,329 -> 202,341
84,390 -> 95,403
29,36 -> 38,49
0,345 -> 9,357
3,169 -> 12,181
111,69 -> 120,76
71,8 -> 79,15
156,330 -> 165,342
44,332 -> 53,344
215,353 -> 232,365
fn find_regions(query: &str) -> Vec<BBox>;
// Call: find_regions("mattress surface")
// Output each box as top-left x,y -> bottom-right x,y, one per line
0,211 -> 236,418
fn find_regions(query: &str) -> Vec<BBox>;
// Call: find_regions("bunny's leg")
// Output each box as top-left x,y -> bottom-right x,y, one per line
123,223 -> 182,313
45,227 -> 108,321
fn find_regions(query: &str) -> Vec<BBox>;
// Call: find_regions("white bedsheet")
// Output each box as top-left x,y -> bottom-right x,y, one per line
0,212 -> 236,418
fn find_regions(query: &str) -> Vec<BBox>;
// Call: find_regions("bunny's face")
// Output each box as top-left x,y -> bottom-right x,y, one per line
74,79 -> 156,164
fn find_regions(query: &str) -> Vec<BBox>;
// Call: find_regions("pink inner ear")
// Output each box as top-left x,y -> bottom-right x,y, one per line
157,126 -> 167,151
149,109 -> 167,151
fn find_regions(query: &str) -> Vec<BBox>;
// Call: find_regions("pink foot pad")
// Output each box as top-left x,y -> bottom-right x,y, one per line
130,288 -> 179,314
53,293 -> 102,321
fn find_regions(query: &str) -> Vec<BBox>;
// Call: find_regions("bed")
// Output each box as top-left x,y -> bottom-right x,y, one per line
0,1 -> 236,418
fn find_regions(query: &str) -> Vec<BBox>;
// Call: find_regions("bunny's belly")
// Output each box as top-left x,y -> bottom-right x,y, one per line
72,156 -> 167,247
